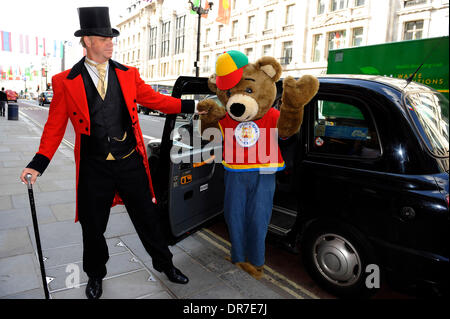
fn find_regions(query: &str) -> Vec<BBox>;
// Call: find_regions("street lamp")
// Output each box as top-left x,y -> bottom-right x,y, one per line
41,53 -> 51,92
188,1 -> 213,77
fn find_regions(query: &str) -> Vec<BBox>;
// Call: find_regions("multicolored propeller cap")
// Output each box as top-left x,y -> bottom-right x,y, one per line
215,50 -> 249,90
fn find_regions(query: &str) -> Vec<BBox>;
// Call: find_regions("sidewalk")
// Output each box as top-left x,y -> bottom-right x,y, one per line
0,110 -> 318,300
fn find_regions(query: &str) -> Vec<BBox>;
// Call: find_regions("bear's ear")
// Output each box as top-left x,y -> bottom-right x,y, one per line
208,74 -> 218,93
255,56 -> 282,82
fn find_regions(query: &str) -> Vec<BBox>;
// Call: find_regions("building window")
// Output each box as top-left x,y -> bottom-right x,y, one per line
265,10 -> 274,30
352,27 -> 363,47
218,25 -> 224,40
355,0 -> 365,6
205,28 -> 210,43
149,26 -> 157,59
263,44 -> 271,56
403,20 -> 423,40
175,15 -> 185,54
281,41 -> 293,65
202,55 -> 210,73
247,15 -> 255,34
231,20 -> 238,37
245,47 -> 254,61
331,0 -> 348,11
404,0 -> 426,7
318,0 -> 326,14
312,34 -> 323,62
161,21 -> 170,57
328,30 -> 346,50
285,4 -> 295,25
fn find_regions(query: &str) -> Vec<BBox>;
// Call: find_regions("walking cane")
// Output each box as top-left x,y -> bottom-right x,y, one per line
25,173 -> 50,299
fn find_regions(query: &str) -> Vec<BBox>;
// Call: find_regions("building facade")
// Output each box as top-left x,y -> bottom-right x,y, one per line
115,0 -> 200,87
115,0 -> 449,86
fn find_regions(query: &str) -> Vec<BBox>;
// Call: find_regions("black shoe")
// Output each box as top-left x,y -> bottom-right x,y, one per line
162,267 -> 189,284
85,277 -> 103,299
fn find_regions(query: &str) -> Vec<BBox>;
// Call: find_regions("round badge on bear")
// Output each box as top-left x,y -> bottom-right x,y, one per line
234,121 -> 260,147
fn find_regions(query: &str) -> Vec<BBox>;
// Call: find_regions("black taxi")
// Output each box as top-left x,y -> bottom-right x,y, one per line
147,75 -> 449,298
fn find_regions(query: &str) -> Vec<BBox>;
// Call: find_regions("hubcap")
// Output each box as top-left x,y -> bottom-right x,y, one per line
312,233 -> 361,287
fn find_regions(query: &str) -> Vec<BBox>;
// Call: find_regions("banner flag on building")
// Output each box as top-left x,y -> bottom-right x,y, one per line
36,37 -> 45,56
202,0 -> 210,18
20,34 -> 24,53
60,41 -> 64,58
216,0 -> 231,24
1,31 -> 12,51
25,35 -> 30,54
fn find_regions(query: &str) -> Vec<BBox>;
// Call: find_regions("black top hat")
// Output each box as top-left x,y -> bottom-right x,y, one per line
74,7 -> 120,37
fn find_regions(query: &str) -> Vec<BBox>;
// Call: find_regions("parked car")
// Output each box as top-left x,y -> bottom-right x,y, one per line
146,75 -> 449,298
6,90 -> 18,102
38,91 -> 53,106
137,103 -> 166,117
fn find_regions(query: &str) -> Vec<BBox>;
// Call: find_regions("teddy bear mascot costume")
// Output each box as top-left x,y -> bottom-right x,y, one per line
197,51 -> 319,279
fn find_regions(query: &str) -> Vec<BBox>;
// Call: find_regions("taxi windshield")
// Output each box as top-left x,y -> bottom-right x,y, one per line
405,91 -> 449,157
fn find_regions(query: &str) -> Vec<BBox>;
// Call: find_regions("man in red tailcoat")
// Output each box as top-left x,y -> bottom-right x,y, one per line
20,7 -> 199,299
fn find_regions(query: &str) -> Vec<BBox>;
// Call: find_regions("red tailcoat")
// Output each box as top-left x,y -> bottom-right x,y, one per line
34,58 -> 186,222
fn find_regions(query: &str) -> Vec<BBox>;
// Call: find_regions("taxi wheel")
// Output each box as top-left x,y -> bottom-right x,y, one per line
302,220 -> 378,298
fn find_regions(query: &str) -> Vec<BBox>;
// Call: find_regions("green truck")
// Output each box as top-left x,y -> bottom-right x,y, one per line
327,36 -> 449,100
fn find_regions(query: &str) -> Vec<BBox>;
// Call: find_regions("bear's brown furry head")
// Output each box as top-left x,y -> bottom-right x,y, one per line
208,56 -> 282,122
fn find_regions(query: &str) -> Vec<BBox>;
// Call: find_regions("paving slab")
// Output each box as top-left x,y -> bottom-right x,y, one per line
145,249 -> 227,299
0,227 -> 34,258
50,202 -> 76,221
104,212 -> 138,238
219,268 -> 284,299
0,288 -> 45,299
0,206 -> 57,230
0,254 -> 41,298
51,270 -> 166,299
189,283 -> 246,299
177,234 -> 236,275
0,195 -> 12,210
42,238 -> 128,269
27,219 -> 82,250
12,189 -> 75,209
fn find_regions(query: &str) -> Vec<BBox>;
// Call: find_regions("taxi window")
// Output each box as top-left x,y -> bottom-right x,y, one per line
405,92 -> 449,158
174,94 -> 223,149
311,99 -> 381,158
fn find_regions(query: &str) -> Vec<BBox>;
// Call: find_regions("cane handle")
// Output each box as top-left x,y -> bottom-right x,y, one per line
25,173 -> 33,189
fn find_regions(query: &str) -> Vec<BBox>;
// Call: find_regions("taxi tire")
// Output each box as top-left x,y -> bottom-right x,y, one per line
301,220 -> 378,299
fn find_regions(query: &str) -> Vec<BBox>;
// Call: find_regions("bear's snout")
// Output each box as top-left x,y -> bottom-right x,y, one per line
230,103 -> 246,118
226,94 -> 259,122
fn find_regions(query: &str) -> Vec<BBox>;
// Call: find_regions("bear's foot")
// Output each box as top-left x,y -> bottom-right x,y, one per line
235,262 -> 264,280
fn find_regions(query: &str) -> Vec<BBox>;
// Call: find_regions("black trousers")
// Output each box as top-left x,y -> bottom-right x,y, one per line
0,101 -> 5,116
77,151 -> 173,279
